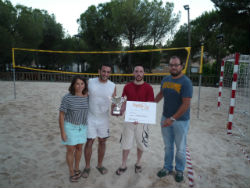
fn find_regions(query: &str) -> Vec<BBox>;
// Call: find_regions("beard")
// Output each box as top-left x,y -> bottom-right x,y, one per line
170,71 -> 182,77
100,75 -> 108,81
135,75 -> 143,82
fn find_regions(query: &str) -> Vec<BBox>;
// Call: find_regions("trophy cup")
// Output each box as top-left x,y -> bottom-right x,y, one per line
111,96 -> 126,115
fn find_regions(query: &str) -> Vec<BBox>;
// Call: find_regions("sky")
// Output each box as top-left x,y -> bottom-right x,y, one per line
9,0 -> 215,36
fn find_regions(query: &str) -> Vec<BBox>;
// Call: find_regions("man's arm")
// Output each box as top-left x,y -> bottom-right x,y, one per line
112,86 -> 117,97
163,97 -> 191,127
120,100 -> 126,116
154,90 -> 163,103
172,97 -> 191,120
119,86 -> 127,116
111,86 -> 117,115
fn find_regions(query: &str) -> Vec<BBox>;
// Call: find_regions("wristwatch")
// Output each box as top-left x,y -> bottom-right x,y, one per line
170,116 -> 176,121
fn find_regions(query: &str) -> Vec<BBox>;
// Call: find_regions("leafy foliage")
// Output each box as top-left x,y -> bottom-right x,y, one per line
1,0 -> 208,74
211,0 -> 250,54
77,0 -> 179,72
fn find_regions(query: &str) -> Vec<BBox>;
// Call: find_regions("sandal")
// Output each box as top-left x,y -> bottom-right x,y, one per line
74,170 -> 82,178
116,167 -> 127,176
81,168 -> 90,178
69,174 -> 79,182
135,164 -> 142,173
96,166 -> 108,175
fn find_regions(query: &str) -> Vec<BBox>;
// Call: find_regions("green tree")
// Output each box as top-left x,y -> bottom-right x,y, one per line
118,45 -> 161,72
78,2 -> 122,71
145,0 -> 179,72
112,0 -> 151,49
12,5 -> 64,69
38,12 -> 64,69
211,0 -> 250,53
146,0 -> 179,47
0,0 -> 16,71
14,6 -> 44,48
58,36 -> 88,72
167,10 -> 226,78
78,3 -> 122,51
0,0 -> 86,72
169,10 -> 223,59
112,0 -> 179,72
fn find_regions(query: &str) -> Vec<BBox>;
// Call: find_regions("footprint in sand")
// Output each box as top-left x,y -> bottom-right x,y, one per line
51,150 -> 60,157
47,134 -> 54,141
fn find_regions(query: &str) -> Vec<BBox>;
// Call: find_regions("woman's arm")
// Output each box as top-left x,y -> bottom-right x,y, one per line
59,111 -> 67,142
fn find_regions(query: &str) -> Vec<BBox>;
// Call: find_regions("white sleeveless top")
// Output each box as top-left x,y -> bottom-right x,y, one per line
88,77 -> 115,116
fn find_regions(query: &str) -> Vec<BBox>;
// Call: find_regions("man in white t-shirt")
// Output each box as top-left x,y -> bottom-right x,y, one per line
82,64 -> 116,178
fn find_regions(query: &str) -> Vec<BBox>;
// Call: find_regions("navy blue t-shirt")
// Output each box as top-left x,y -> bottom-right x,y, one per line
161,75 -> 193,120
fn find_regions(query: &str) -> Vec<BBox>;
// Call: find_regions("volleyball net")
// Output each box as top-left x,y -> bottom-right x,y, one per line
12,47 -> 191,76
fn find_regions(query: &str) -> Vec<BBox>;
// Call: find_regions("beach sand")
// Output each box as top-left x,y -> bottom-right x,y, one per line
0,81 -> 249,188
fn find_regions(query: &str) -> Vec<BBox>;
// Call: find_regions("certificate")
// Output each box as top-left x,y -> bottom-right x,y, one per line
125,101 -> 156,124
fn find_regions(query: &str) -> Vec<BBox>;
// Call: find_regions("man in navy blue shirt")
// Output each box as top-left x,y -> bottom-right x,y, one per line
155,56 -> 193,183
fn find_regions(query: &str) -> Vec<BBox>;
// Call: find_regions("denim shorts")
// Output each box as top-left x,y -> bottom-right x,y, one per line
61,121 -> 87,146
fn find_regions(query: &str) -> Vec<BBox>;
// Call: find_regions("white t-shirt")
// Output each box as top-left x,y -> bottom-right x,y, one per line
88,77 -> 115,116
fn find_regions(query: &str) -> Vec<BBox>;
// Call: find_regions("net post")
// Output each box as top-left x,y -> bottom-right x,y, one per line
197,45 -> 204,119
217,60 -> 225,110
227,53 -> 240,134
12,48 -> 16,99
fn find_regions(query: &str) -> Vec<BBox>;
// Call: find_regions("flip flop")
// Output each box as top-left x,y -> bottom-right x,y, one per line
81,168 -> 90,178
116,167 -> 127,175
69,174 -> 79,182
96,166 -> 108,175
135,164 -> 142,173
74,170 -> 82,178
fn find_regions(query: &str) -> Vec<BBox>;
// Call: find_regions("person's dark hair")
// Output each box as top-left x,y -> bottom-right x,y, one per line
100,63 -> 112,70
133,64 -> 144,71
170,56 -> 183,65
69,75 -> 88,95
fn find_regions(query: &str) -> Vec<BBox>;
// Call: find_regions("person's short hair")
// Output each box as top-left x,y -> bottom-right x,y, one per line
69,75 -> 88,95
100,63 -> 112,70
133,64 -> 144,71
170,56 -> 183,65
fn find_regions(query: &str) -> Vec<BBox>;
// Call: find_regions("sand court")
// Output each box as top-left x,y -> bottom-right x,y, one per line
0,81 -> 249,188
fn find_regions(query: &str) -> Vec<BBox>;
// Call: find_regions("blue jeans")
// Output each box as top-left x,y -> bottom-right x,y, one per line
161,116 -> 190,172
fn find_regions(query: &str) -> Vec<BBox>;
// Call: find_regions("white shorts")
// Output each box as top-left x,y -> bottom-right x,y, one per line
120,123 -> 149,151
87,113 -> 110,139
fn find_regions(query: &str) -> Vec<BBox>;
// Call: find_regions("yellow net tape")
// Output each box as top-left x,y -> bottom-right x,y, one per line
12,47 -> 191,76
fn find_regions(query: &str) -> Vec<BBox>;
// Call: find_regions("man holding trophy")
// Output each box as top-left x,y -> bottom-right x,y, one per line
82,63 -> 116,178
114,65 -> 154,175
110,96 -> 127,115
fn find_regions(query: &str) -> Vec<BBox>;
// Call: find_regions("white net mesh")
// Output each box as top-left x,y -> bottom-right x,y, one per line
222,54 -> 250,137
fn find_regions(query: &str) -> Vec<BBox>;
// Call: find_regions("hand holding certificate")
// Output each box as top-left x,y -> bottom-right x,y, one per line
125,101 -> 156,124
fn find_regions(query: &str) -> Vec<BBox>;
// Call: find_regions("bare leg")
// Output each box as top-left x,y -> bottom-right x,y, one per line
74,144 -> 83,171
97,137 -> 107,168
121,149 -> 130,168
84,139 -> 94,169
136,148 -> 143,166
66,145 -> 76,176
115,149 -> 130,175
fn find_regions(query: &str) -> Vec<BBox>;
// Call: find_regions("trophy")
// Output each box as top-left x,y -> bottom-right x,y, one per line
111,96 -> 126,115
